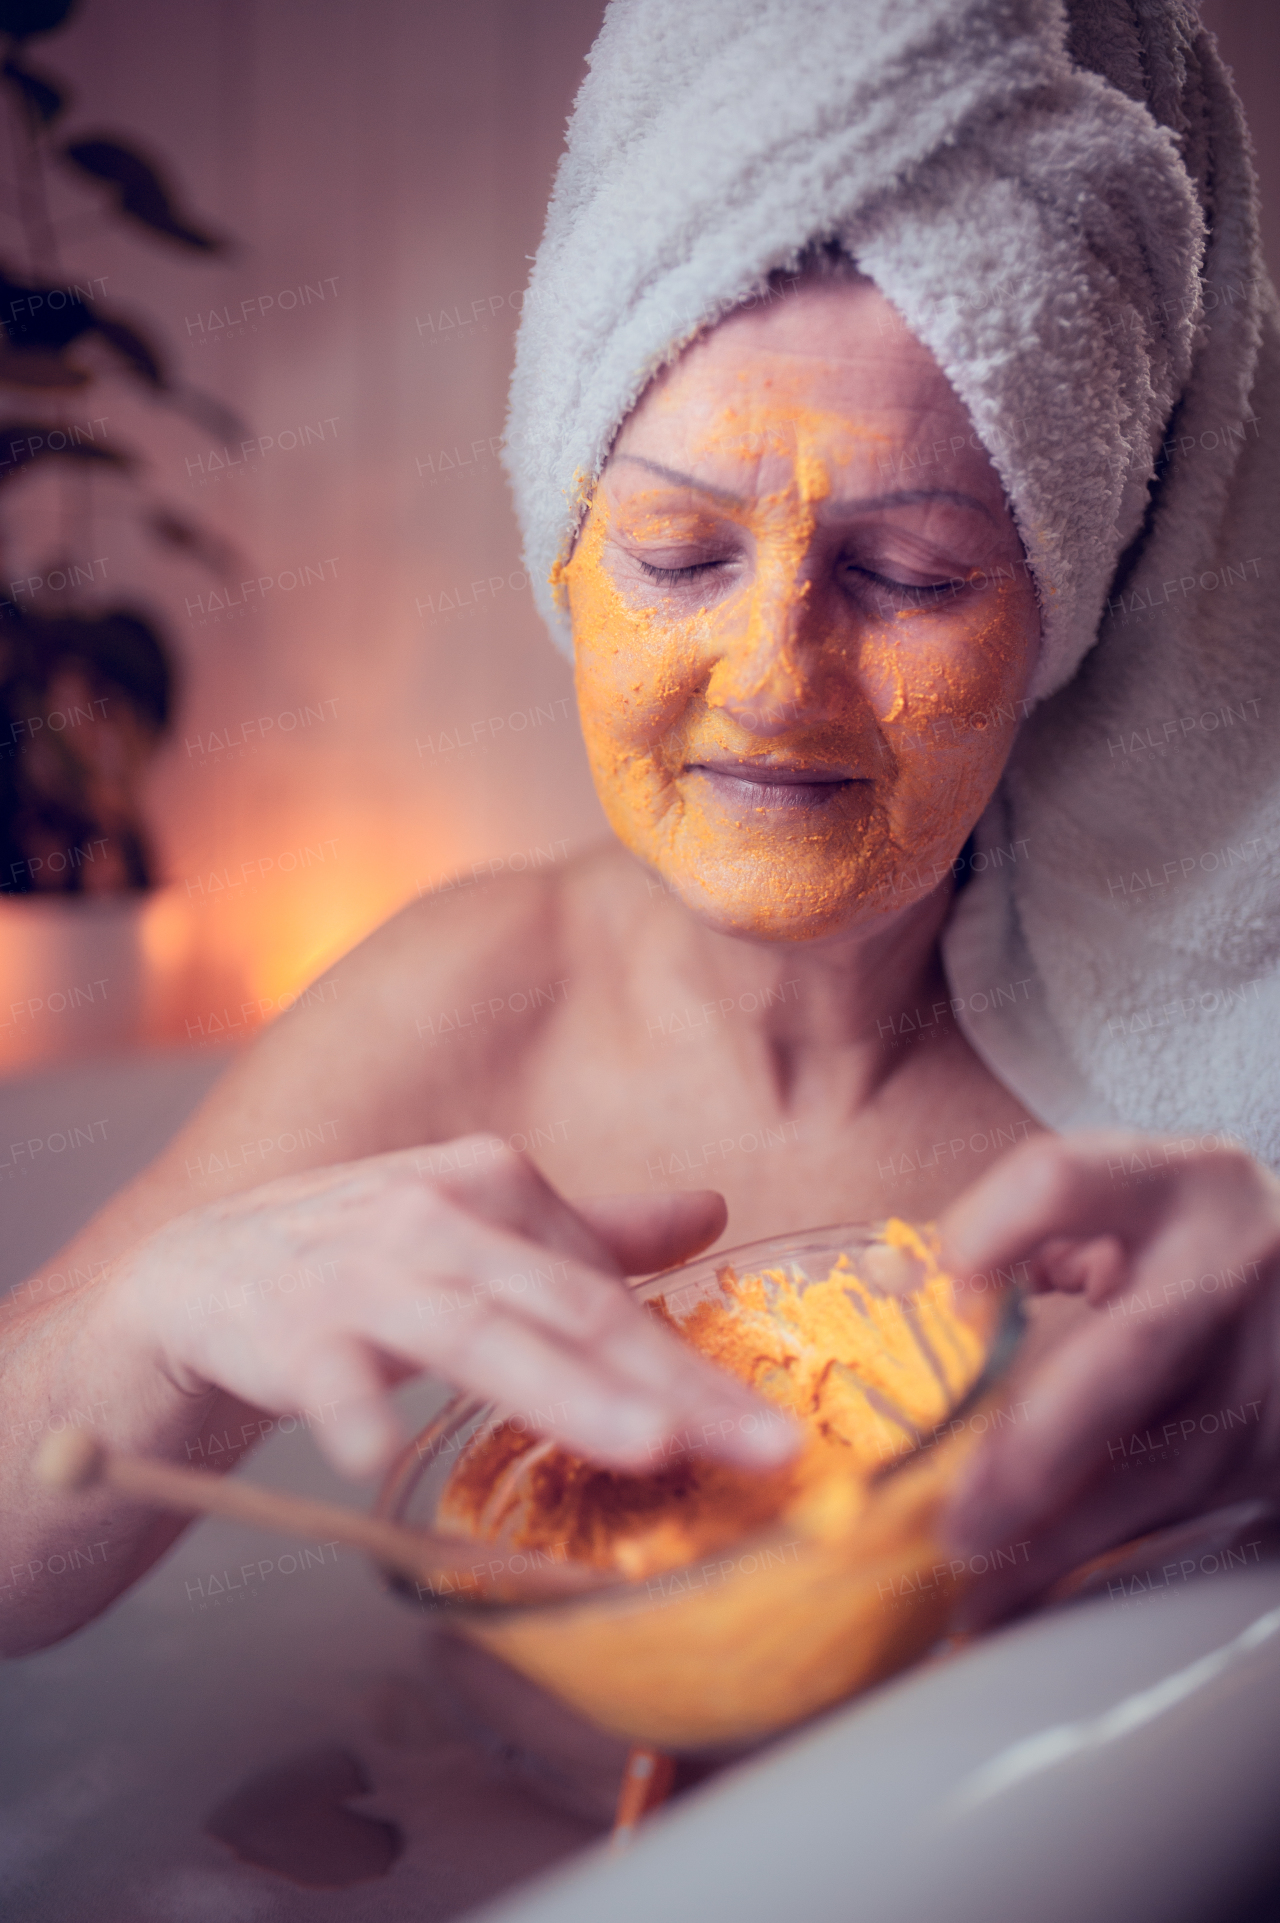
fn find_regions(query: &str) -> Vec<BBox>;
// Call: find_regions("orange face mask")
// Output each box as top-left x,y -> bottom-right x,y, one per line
563,333 -> 1038,944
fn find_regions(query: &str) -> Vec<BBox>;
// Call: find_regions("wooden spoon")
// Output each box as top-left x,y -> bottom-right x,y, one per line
36,1429 -> 485,1590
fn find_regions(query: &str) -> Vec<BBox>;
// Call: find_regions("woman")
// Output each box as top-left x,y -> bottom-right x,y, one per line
3,0 -> 1279,1654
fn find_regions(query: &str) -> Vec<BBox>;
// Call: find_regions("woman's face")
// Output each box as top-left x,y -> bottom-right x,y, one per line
563,278 -> 1039,944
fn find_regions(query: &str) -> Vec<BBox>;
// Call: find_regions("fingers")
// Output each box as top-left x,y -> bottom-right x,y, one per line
929,1131 -> 1280,1624
293,1335 -> 403,1478
420,1303 -> 791,1472
940,1132 -> 1280,1306
939,1137 -> 1280,1544
399,1170 -> 789,1468
426,1145 -> 726,1278
945,1324 -> 1265,1630
143,1141 -> 798,1484
570,1189 -> 729,1276
423,1140 -> 625,1276
390,1206 -> 798,1471
944,1302 -> 1219,1553
949,1435 -> 1234,1630
1032,1235 -> 1127,1297
938,1132 -> 1170,1285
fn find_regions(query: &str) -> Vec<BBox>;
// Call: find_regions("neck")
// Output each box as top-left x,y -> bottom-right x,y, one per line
664,878 -> 957,1108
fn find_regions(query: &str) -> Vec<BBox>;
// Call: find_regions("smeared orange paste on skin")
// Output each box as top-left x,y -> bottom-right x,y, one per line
439,1221 -> 989,1582
563,357 -> 1037,943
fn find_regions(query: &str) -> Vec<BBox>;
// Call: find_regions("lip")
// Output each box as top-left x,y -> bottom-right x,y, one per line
686,759 -> 863,811
689,758 -> 855,785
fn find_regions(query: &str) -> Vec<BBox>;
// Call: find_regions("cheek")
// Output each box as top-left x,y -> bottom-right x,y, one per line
566,522 -> 704,836
868,591 -> 1035,821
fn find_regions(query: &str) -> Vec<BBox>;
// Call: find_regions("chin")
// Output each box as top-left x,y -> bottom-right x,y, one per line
659,853 -> 908,946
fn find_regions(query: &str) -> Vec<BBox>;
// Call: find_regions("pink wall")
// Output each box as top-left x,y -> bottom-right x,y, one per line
0,0 -> 1273,1065
1201,1 -> 1280,279
2,0 -> 609,1054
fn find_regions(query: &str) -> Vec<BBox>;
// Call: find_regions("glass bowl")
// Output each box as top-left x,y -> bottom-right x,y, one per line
375,1222 -> 1023,1751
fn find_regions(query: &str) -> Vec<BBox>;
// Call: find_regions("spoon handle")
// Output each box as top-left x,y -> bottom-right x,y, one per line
36,1431 -> 471,1584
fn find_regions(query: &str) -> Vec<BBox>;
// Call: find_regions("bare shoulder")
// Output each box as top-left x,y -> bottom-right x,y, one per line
164,842 -> 668,1153
37,841 -> 651,1268
187,853 -> 598,1160
339,838 -> 656,1101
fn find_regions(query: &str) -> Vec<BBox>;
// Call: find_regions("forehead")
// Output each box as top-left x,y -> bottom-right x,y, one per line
606,282 -> 1001,516
618,280 -> 961,445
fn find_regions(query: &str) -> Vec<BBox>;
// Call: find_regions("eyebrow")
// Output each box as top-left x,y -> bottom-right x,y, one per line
614,453 -> 995,521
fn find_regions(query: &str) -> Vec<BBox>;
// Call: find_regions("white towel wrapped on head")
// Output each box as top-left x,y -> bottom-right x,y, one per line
503,0 -> 1280,1164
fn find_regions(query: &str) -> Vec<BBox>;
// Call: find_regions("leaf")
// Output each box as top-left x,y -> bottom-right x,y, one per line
0,276 -> 178,399
46,606 -> 173,730
175,385 -> 244,442
92,314 -> 166,388
0,419 -> 131,483
0,0 -> 77,39
1,54 -> 64,122
0,269 -> 96,349
148,508 -> 240,579
61,136 -> 228,252
0,340 -> 87,387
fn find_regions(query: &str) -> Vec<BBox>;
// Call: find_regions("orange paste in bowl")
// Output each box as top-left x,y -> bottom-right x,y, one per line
439,1221 -> 989,1582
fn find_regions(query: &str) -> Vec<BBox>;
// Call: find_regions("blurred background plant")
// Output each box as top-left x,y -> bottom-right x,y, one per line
0,0 -> 238,896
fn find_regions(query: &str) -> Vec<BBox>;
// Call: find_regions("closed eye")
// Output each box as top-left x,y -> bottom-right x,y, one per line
633,556 -> 972,600
846,566 -> 968,607
636,558 -> 733,586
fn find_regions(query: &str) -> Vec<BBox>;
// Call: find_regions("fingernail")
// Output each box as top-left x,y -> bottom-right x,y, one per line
331,1410 -> 396,1477
602,1397 -> 668,1447
720,1408 -> 802,1465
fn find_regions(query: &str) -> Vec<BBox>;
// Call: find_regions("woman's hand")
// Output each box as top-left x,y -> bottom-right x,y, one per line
937,1131 -> 1280,1623
110,1135 -> 796,1478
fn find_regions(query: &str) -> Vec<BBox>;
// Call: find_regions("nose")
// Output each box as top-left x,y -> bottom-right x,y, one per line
705,555 -> 823,739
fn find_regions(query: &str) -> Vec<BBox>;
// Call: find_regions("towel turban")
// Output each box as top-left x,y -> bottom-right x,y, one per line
504,0 -> 1280,1165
